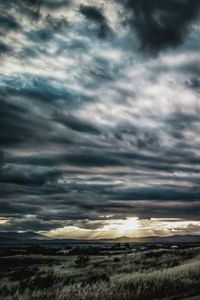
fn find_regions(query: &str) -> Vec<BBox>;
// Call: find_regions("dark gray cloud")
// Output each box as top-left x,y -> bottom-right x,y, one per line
0,216 -> 62,232
0,14 -> 20,31
53,112 -> 101,135
80,4 -> 112,38
1,165 -> 61,187
0,0 -> 70,12
186,78 -> 200,92
119,0 -> 200,51
0,97 -> 53,146
0,43 -> 11,54
41,0 -> 71,9
27,16 -> 69,43
110,186 -> 200,201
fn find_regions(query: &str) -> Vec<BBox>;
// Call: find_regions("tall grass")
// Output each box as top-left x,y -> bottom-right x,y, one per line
0,248 -> 200,300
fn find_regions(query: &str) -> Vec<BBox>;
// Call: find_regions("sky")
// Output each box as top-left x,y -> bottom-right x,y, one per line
0,0 -> 200,239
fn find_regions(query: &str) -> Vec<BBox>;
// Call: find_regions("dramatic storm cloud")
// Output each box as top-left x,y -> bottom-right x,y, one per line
0,0 -> 200,238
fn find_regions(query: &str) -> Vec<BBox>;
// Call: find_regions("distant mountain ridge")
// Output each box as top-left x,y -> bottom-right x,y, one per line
0,231 -> 47,241
0,231 -> 200,245
109,234 -> 200,243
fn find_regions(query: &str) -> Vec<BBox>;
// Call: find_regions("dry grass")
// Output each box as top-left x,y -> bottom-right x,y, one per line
0,247 -> 200,300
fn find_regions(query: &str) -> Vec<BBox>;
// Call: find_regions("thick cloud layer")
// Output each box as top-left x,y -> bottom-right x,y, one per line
0,0 -> 200,236
119,0 -> 200,51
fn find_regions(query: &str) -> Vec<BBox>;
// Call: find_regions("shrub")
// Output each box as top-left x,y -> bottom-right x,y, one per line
113,257 -> 120,263
74,255 -> 90,267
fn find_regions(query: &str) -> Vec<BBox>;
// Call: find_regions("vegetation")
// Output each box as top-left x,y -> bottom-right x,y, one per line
74,255 -> 90,266
0,247 -> 200,300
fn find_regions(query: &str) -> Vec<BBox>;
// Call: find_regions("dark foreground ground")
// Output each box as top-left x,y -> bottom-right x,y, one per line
182,296 -> 200,300
0,247 -> 200,300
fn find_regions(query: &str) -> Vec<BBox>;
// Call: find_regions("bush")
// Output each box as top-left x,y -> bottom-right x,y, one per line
113,257 -> 120,263
74,255 -> 90,267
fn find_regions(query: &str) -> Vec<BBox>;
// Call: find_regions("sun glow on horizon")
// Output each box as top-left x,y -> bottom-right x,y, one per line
0,218 -> 10,225
42,217 -> 200,240
44,217 -> 140,239
105,217 -> 140,237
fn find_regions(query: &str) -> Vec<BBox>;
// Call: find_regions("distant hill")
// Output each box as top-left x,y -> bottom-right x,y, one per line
0,231 -> 47,243
0,231 -> 200,246
107,234 -> 200,244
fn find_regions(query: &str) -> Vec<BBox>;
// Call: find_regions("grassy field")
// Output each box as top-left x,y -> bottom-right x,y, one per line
0,247 -> 200,300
